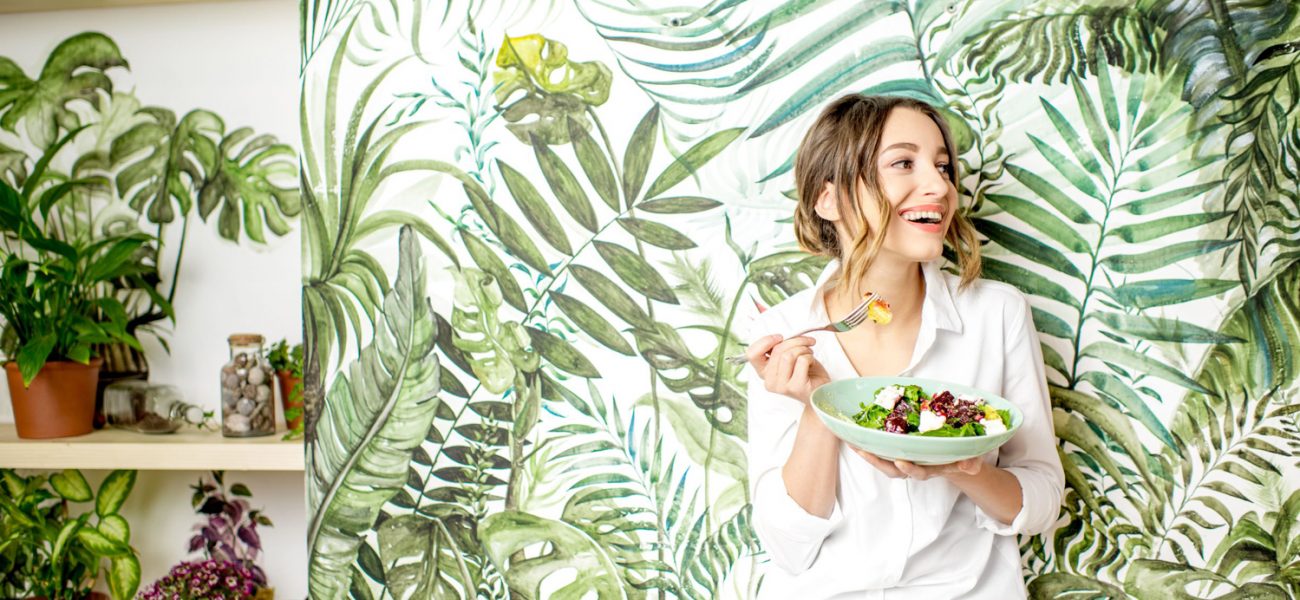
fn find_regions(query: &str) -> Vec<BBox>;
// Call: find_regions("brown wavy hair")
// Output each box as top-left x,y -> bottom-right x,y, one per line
792,94 -> 981,296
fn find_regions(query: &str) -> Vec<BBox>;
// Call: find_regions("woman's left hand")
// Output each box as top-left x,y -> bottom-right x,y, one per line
852,449 -> 984,480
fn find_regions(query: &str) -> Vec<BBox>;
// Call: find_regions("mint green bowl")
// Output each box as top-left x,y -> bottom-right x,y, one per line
810,376 -> 1023,465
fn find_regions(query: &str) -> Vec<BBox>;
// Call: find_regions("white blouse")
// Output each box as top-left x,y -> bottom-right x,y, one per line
747,260 -> 1064,599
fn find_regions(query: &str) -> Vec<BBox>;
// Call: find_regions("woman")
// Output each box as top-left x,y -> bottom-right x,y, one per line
745,94 -> 1064,599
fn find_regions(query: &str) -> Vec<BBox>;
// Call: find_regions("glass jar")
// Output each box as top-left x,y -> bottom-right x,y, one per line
220,333 -> 276,437
103,380 -> 207,434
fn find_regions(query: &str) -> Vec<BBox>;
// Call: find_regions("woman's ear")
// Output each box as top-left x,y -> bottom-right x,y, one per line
814,181 -> 839,221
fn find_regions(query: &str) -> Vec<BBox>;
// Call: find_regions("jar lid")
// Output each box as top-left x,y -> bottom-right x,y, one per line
228,333 -> 265,345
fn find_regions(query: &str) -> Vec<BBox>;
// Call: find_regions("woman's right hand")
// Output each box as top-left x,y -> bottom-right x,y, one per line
746,334 -> 831,404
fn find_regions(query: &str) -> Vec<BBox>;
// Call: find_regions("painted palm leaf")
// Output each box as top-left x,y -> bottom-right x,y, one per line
307,226 -> 442,599
0,32 -> 126,149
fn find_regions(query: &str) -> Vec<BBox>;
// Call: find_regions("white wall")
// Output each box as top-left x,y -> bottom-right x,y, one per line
0,1 -> 305,596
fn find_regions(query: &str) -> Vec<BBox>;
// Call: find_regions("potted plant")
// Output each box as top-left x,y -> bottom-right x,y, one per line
0,468 -> 141,599
185,471 -> 274,599
0,32 -> 301,420
265,339 -> 303,437
0,165 -> 147,438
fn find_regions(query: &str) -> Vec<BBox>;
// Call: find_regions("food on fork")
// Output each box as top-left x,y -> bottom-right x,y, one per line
865,294 -> 892,325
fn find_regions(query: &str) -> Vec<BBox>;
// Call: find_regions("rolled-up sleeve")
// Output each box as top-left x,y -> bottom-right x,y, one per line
973,294 -> 1065,536
748,374 -> 844,573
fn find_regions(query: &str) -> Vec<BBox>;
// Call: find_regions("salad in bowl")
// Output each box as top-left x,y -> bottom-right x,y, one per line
811,376 -> 1023,465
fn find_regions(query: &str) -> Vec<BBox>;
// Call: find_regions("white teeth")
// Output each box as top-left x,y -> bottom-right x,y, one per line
902,210 -> 942,222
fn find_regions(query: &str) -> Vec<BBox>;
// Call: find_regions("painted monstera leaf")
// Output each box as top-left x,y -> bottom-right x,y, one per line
308,226 -> 442,599
0,32 -> 127,148
480,510 -> 628,600
494,33 -> 612,145
198,127 -> 302,243
110,107 -> 219,224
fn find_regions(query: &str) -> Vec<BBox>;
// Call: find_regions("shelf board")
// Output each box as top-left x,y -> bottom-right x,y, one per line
0,424 -> 303,471
0,0 -> 265,15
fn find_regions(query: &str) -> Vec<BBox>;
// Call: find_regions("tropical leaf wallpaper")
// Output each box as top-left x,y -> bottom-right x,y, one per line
301,1 -> 1300,598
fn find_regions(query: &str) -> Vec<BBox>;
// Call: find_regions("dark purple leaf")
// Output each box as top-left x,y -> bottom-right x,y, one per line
211,515 -> 228,529
188,535 -> 204,553
198,497 -> 225,515
238,525 -> 262,551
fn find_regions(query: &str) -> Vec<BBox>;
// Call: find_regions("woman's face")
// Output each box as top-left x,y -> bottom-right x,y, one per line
859,106 -> 956,264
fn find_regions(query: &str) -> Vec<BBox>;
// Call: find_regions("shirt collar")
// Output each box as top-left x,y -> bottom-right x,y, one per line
808,259 -> 963,335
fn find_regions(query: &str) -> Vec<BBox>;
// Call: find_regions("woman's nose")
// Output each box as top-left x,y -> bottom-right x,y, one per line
920,163 -> 949,195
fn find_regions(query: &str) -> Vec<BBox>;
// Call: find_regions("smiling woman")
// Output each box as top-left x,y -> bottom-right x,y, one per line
744,94 -> 1063,599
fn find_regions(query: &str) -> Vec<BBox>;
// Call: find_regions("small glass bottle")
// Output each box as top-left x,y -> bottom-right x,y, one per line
220,333 -> 276,437
103,381 -> 207,434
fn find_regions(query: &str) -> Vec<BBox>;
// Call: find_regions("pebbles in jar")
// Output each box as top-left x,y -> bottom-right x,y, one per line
221,333 -> 276,437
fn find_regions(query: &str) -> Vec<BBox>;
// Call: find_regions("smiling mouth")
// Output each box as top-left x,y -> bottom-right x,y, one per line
900,211 -> 944,225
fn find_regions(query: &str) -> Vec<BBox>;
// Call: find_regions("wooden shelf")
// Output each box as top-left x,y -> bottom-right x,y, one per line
0,0 -> 265,15
0,424 -> 304,471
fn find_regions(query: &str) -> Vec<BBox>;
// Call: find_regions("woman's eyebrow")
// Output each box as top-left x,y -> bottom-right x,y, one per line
880,142 -> 950,156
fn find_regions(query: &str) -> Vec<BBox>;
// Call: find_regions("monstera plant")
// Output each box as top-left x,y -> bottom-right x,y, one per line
0,31 -> 300,386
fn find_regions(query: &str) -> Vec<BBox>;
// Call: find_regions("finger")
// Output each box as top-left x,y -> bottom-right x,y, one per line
764,345 -> 798,392
894,460 -> 930,481
747,334 -> 783,372
788,353 -> 813,389
770,336 -> 816,355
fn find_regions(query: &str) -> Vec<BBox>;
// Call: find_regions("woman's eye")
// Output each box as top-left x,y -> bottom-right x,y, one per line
938,163 -> 952,175
892,159 -> 913,169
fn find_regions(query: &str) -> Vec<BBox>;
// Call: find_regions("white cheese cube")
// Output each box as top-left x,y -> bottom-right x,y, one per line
918,410 -> 946,433
983,418 -> 1008,435
874,385 -> 904,410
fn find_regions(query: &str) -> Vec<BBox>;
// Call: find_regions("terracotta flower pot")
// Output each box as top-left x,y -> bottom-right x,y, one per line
5,358 -> 102,439
275,370 -> 303,431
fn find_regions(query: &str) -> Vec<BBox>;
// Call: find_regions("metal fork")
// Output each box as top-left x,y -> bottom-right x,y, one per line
723,292 -> 884,365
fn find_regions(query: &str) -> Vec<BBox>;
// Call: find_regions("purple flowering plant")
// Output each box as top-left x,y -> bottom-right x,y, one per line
139,559 -> 256,600
188,471 -> 273,587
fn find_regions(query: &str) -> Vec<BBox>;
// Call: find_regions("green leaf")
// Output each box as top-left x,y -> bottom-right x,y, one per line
96,469 -> 136,516
497,159 -> 572,255
643,128 -> 744,199
1052,386 -> 1157,497
308,227 -> 442,599
99,514 -> 131,545
751,39 -> 916,138
636,196 -> 722,214
1101,240 -> 1238,273
460,231 -> 526,312
1099,279 -> 1238,310
569,265 -> 654,329
479,510 -> 629,600
200,128 -> 301,243
593,241 -> 678,304
108,554 -> 141,600
525,326 -> 600,378
1079,371 -> 1177,451
1106,212 -> 1232,243
550,292 -> 635,356
637,394 -> 746,481
1073,72 -> 1115,171
986,193 -> 1091,253
77,527 -> 129,556
1040,342 -> 1069,378
1117,181 -> 1221,215
980,258 -> 1080,309
1039,95 -> 1103,176
377,515 -> 474,599
50,468 -> 92,502
1006,163 -> 1095,225
1028,572 -> 1126,598
623,105 -> 659,205
0,32 -> 126,148
462,182 -> 552,275
1031,307 -> 1074,339
1080,341 -> 1213,394
566,116 -> 618,211
15,332 -> 56,387
1092,312 -> 1246,344
1027,134 -> 1106,202
616,217 -> 696,250
973,217 -> 1084,280
532,133 -> 597,232
738,2 -> 900,94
